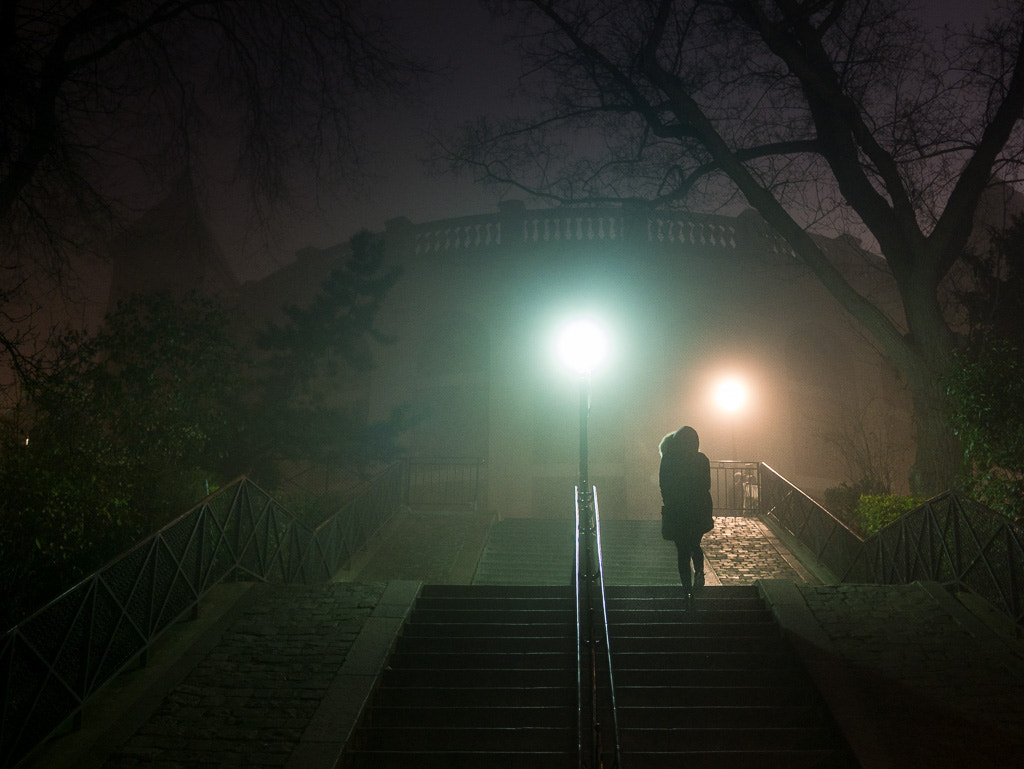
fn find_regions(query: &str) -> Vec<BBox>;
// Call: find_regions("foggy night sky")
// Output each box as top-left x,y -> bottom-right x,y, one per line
204,0 -> 998,283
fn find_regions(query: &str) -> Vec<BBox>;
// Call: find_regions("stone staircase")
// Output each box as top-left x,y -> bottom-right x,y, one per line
607,585 -> 858,767
471,518 -> 679,585
340,584 -> 859,768
340,585 -> 577,768
470,518 -> 574,585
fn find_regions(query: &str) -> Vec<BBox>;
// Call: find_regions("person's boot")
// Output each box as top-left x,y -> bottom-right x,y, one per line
693,571 -> 705,589
680,572 -> 693,607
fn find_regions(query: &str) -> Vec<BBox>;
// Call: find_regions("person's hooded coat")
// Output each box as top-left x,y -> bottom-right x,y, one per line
659,426 -> 714,541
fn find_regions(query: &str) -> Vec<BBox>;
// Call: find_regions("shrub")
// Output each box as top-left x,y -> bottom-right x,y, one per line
946,338 -> 1024,522
856,493 -> 923,535
824,477 -> 889,534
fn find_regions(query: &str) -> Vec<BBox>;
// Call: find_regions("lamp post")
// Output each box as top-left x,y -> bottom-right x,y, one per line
556,315 -> 611,768
556,318 -> 609,491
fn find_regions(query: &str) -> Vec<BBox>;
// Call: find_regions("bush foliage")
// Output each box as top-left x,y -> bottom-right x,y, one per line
0,233 -> 411,630
946,338 -> 1024,522
855,494 -> 924,536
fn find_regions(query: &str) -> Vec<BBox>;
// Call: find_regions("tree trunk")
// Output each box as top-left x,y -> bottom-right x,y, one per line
903,356 -> 961,497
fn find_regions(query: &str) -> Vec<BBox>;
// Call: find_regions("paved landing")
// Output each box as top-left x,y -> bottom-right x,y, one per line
344,512 -> 818,587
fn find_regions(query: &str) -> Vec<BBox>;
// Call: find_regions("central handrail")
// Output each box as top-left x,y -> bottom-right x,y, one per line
592,488 -> 622,768
574,484 -> 621,769
575,488 -> 585,767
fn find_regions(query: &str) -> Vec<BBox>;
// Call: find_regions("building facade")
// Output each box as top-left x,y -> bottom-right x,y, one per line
361,202 -> 914,519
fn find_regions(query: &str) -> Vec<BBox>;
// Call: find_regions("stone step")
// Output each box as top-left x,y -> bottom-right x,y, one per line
364,705 -> 576,729
602,748 -> 854,769
612,635 -> 785,653
341,749 -> 576,769
606,614 -> 774,630
352,725 -> 576,752
469,519 -> 716,586
393,635 -> 574,654
610,610 -> 770,626
471,519 -> 574,586
380,667 -> 577,688
618,725 -> 845,752
399,622 -> 576,638
608,584 -> 761,598
614,666 -> 803,688
606,593 -> 761,610
420,584 -> 573,599
614,684 -> 821,708
412,595 -> 574,610
616,704 -> 832,729
369,685 -> 576,708
408,607 -> 577,624
612,650 -> 797,670
387,651 -> 575,670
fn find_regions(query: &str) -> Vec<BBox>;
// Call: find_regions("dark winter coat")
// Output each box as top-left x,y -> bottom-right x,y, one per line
659,439 -> 714,542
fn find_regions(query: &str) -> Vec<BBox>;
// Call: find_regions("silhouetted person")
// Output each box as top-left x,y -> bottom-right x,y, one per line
659,426 -> 714,591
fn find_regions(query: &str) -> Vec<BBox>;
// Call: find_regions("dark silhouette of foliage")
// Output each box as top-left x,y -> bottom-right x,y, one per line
239,230 -> 409,482
0,290 -> 240,628
0,0 -> 424,399
0,231 -> 412,627
959,216 -> 1024,349
947,337 -> 1024,521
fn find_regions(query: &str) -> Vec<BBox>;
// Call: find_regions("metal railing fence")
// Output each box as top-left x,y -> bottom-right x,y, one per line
0,465 -> 404,769
405,458 -> 485,511
758,463 -> 864,577
711,460 -> 761,516
844,492 -> 1024,628
759,462 -> 1024,632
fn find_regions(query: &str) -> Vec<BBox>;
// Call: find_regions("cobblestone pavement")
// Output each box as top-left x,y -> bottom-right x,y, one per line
790,581 -> 1024,766
703,516 -> 814,585
99,582 -> 386,769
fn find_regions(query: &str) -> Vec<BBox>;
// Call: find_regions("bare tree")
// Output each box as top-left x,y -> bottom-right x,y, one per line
446,0 -> 1024,494
0,0 -> 424,390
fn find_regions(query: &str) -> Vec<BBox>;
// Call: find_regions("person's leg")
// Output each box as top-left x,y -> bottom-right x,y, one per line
692,537 -> 705,588
674,539 -> 692,587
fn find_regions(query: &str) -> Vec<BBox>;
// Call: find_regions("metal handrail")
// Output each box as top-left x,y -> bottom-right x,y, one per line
710,460 -> 761,516
574,484 -> 620,769
759,462 -> 1024,632
0,465 -> 404,769
592,488 -> 622,768
758,462 -> 863,577
574,487 -> 585,768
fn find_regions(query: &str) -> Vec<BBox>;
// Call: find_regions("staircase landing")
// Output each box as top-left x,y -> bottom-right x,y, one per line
344,512 -> 819,587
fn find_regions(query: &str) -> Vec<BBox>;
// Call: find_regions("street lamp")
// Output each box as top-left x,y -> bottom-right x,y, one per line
556,316 -> 612,768
714,376 -> 748,414
714,375 -> 749,459
556,318 -> 609,488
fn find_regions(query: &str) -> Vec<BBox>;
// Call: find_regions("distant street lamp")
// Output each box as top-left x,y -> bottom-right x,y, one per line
714,375 -> 749,459
556,318 -> 609,489
714,376 -> 748,414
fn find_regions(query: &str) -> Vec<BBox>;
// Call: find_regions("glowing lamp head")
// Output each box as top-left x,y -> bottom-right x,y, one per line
557,317 -> 609,376
715,377 -> 748,413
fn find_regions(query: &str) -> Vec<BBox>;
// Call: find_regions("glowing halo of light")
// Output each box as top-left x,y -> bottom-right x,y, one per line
714,376 -> 749,414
